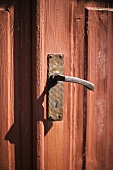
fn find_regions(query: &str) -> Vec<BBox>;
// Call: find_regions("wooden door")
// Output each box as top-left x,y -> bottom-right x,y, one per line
32,0 -> 113,170
1,0 -> 113,170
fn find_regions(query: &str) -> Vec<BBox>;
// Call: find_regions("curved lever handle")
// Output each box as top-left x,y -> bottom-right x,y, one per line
51,73 -> 94,91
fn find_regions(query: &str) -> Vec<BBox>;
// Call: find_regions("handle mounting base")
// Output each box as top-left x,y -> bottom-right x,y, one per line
47,54 -> 64,121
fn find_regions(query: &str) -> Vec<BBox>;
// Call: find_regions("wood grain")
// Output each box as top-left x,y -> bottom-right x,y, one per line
33,0 -> 85,169
0,9 -> 14,170
0,0 -> 32,169
86,9 -> 113,170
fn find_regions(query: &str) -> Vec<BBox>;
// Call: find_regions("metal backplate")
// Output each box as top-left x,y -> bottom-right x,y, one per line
47,54 -> 64,121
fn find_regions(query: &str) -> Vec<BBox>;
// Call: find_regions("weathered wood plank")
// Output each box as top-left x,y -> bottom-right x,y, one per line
32,0 -> 84,169
0,0 -> 33,169
0,9 -> 15,170
86,9 -> 113,170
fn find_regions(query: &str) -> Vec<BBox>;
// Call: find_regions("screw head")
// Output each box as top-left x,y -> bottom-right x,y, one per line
59,114 -> 62,119
49,115 -> 53,120
48,54 -> 53,59
59,54 -> 63,59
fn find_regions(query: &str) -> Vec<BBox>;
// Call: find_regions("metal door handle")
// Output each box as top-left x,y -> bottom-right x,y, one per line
47,54 -> 94,121
51,72 -> 94,91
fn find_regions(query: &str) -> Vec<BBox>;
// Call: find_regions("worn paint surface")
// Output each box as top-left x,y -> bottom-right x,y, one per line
0,8 -> 15,170
0,0 -> 32,170
33,0 -> 113,170
32,0 -> 84,169
87,8 -> 113,170
1,0 -> 113,170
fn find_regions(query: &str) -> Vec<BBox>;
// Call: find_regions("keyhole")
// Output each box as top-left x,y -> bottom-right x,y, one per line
54,100 -> 58,108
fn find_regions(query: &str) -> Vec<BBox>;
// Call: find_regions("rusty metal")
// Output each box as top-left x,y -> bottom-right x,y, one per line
47,54 -> 64,121
47,54 -> 94,121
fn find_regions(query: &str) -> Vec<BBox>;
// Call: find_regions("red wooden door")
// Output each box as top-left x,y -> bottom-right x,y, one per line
1,0 -> 113,170
32,0 -> 113,170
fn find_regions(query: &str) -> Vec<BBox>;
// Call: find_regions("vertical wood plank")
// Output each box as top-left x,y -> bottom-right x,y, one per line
0,0 -> 33,169
32,0 -> 44,169
32,0 -> 85,169
0,9 -> 15,170
86,9 -> 113,170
